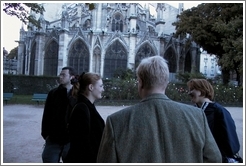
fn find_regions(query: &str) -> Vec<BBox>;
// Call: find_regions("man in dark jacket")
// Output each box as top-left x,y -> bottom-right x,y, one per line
41,66 -> 77,163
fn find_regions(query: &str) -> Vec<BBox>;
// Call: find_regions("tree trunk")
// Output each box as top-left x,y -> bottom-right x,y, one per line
222,68 -> 230,86
235,69 -> 241,86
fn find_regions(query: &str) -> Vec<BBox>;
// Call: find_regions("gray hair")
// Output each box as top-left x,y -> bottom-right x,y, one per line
136,55 -> 169,89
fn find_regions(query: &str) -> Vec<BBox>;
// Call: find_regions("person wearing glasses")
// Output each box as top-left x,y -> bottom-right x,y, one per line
187,78 -> 241,163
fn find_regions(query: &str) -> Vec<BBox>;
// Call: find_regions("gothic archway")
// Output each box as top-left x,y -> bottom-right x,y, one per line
68,39 -> 90,74
44,40 -> 58,76
104,40 -> 127,78
164,47 -> 177,73
135,43 -> 155,68
111,13 -> 124,32
30,42 -> 36,75
184,52 -> 191,72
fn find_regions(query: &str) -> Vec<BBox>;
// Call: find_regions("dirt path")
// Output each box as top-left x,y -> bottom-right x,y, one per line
2,104 -> 243,163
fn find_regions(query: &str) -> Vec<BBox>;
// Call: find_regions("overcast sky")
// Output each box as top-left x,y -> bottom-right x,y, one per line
1,2 -> 201,52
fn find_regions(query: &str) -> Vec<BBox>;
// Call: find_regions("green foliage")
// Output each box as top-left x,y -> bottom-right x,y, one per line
113,68 -> 136,80
7,46 -> 18,59
103,69 -> 138,100
213,84 -> 243,105
3,75 -> 242,106
3,3 -> 45,28
103,78 -> 139,100
165,82 -> 242,106
173,3 -> 243,85
85,3 -> 95,10
175,71 -> 206,83
3,74 -> 58,95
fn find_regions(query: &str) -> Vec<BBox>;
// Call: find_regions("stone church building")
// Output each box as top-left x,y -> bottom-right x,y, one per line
17,3 -> 200,80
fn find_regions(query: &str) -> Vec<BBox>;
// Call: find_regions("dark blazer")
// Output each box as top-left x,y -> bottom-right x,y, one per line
65,94 -> 105,163
41,84 -> 75,144
203,102 -> 240,159
97,94 -> 222,163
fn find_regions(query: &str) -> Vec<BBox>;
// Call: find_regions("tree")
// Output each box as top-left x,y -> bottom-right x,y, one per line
7,46 -> 18,59
173,3 -> 243,86
3,3 -> 45,28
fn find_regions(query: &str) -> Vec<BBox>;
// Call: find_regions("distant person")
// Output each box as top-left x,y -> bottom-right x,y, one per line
41,66 -> 77,163
97,55 -> 222,163
187,78 -> 242,163
64,72 -> 105,163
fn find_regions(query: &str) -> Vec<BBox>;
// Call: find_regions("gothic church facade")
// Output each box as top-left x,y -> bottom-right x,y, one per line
17,3 -> 200,80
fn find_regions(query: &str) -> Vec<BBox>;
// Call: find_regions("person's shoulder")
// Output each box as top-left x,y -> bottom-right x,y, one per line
206,102 -> 224,110
170,100 -> 200,110
73,98 -> 88,109
76,102 -> 87,108
47,86 -> 57,94
210,102 -> 229,114
49,84 -> 62,91
108,104 -> 137,118
49,84 -> 65,92
212,102 -> 224,108
169,101 -> 204,117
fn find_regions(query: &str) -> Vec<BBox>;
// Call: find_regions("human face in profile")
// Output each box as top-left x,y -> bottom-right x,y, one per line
91,79 -> 104,100
59,69 -> 71,86
188,88 -> 204,105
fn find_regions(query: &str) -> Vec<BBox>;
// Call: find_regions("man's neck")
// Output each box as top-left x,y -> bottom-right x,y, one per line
63,84 -> 73,91
141,88 -> 165,99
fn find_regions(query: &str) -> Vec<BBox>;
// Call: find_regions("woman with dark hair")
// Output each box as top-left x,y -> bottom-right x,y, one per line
65,72 -> 105,163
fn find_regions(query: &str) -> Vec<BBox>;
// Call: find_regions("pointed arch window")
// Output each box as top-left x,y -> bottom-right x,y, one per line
30,42 -> 36,75
135,43 -> 155,68
164,47 -> 177,73
68,40 -> 90,74
112,13 -> 123,32
104,40 -> 127,78
44,40 -> 58,76
184,52 -> 191,72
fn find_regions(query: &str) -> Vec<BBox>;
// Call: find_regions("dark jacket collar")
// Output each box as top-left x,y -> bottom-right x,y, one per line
77,94 -> 95,109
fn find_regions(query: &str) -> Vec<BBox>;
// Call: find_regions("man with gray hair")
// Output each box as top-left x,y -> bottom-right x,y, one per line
97,55 -> 222,163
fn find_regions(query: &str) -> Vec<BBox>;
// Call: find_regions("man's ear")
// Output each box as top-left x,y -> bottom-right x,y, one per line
70,75 -> 75,80
89,84 -> 93,91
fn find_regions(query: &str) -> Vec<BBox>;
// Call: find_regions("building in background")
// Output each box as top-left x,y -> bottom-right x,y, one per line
199,50 -> 221,79
16,3 -> 201,81
3,47 -> 17,74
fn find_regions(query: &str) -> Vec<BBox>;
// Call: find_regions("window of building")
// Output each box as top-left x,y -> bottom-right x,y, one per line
44,40 -> 58,76
164,48 -> 177,73
68,40 -> 90,74
30,42 -> 36,75
112,13 -> 124,32
135,43 -> 155,68
104,40 -> 127,78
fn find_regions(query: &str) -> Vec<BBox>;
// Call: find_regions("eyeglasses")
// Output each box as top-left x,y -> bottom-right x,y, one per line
188,91 -> 194,97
